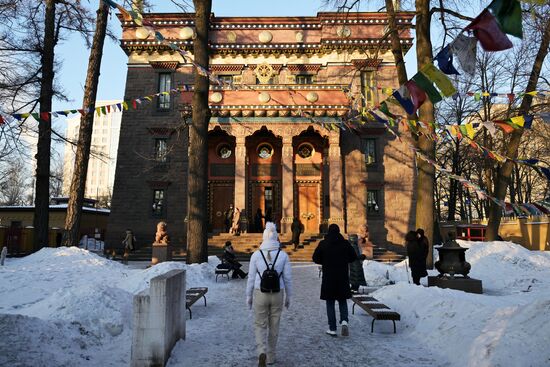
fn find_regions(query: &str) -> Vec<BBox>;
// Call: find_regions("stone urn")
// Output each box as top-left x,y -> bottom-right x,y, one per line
434,239 -> 471,278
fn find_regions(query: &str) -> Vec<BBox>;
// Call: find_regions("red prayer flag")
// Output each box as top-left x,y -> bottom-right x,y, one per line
132,100 -> 137,109
494,121 -> 515,133
404,80 -> 427,113
106,105 -> 111,113
465,10 -> 513,51
40,112 -> 50,122
0,115 -> 4,125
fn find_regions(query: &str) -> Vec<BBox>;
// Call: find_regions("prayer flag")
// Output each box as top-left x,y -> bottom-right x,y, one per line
404,81 -> 427,113
122,101 -> 128,110
96,107 -> 101,116
523,114 -> 533,129
494,121 -> 515,133
101,106 -> 107,115
0,115 -> 4,125
411,73 -> 442,104
451,34 -> 477,75
132,100 -> 137,109
507,93 -> 515,103
420,62 -> 457,97
40,112 -> 50,122
465,10 -> 513,51
481,120 -> 498,136
489,0 -> 523,38
510,115 -> 525,127
31,113 -> 39,120
392,86 -> 415,115
434,45 -> 459,75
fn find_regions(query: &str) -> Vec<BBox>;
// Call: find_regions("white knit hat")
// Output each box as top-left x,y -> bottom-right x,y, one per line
260,222 -> 280,249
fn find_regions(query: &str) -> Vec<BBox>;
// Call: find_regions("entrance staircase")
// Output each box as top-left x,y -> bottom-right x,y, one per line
127,232 -> 405,263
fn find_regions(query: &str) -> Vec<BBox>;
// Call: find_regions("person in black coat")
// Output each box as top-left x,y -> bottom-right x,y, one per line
290,217 -> 303,250
222,241 -> 247,279
406,230 -> 428,285
348,234 -> 367,292
416,228 -> 430,266
254,208 -> 264,233
313,224 -> 357,337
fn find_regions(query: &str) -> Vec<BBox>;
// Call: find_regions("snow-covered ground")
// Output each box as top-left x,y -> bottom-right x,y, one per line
1,241 -> 549,366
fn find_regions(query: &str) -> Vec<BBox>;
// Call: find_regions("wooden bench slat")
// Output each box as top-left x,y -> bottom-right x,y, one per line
351,294 -> 400,333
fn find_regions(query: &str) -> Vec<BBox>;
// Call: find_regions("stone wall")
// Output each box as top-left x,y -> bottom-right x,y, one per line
131,269 -> 186,367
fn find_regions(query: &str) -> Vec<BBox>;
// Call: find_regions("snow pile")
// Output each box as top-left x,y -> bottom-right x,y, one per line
0,247 -> 219,366
370,241 -> 550,367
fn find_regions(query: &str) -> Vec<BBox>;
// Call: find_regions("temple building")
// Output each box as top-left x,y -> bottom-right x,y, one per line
106,11 -> 417,251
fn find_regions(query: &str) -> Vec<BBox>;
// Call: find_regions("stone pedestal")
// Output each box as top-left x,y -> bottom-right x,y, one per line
152,244 -> 172,265
428,276 -> 483,294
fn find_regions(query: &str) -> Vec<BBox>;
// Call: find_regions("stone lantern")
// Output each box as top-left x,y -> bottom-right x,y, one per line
428,234 -> 483,294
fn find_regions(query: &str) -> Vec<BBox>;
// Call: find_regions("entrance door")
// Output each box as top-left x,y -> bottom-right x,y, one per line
298,184 -> 320,233
210,184 -> 234,232
251,184 -> 276,232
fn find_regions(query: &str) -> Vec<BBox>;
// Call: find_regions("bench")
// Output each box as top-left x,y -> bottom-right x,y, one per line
215,255 -> 232,282
351,294 -> 400,333
185,287 -> 208,319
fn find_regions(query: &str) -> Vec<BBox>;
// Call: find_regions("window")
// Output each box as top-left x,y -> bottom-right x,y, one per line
152,189 -> 165,216
158,73 -> 171,109
155,138 -> 168,162
361,71 -> 376,107
367,190 -> 380,214
362,138 -> 377,166
296,75 -> 313,84
218,75 -> 234,85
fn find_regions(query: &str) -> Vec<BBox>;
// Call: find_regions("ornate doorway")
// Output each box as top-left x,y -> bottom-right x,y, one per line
297,183 -> 320,233
209,183 -> 234,232
250,182 -> 280,231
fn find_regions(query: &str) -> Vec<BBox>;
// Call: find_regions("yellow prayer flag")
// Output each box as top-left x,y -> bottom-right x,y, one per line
96,107 -> 101,116
482,92 -> 490,97
465,123 -> 475,139
510,115 -> 525,127
526,91 -> 537,96
122,101 -> 129,111
420,63 -> 457,97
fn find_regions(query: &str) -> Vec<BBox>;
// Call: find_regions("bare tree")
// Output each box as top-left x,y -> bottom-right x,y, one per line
0,159 -> 30,205
486,6 -> 550,239
63,0 -> 110,247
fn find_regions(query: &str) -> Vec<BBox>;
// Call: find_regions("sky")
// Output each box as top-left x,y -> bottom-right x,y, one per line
53,0 -> 417,113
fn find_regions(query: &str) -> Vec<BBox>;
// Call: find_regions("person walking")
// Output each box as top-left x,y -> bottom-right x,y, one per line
290,217 -> 303,250
357,224 -> 373,259
246,222 -> 292,367
416,228 -> 430,268
406,230 -> 428,285
312,224 -> 357,337
122,229 -> 136,252
222,241 -> 247,279
230,207 -> 241,235
348,234 -> 367,293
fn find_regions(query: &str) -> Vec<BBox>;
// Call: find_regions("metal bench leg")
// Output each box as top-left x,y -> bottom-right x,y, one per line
215,274 -> 219,282
202,295 -> 207,307
187,306 -> 192,320
371,318 -> 375,333
392,320 -> 396,334
352,303 -> 356,315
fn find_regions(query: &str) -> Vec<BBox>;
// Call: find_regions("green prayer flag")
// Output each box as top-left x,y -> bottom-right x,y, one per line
489,0 -> 523,38
411,73 -> 443,104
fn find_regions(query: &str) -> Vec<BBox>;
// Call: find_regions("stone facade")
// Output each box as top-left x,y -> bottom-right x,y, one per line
107,12 -> 416,250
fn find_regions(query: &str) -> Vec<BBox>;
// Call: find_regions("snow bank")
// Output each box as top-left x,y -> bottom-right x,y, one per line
0,247 -> 219,366
369,241 -> 550,367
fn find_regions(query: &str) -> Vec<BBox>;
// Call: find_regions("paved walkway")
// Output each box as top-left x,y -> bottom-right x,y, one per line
167,263 -> 443,367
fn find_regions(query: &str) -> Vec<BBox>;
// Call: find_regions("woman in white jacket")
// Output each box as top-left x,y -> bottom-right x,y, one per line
246,222 -> 292,367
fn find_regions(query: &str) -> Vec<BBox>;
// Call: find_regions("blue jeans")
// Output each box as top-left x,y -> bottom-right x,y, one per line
326,299 -> 349,331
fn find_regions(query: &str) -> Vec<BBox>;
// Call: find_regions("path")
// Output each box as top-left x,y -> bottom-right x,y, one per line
168,262 -> 443,367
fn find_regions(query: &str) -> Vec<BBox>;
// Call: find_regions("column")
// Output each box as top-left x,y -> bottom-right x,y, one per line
280,136 -> 294,234
328,131 -> 345,230
234,136 -> 247,231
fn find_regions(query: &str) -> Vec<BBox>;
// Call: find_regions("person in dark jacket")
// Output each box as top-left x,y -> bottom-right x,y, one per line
290,217 -> 303,250
223,241 -> 247,279
224,204 -> 234,233
406,231 -> 428,285
254,208 -> 264,233
348,234 -> 367,292
312,224 -> 357,337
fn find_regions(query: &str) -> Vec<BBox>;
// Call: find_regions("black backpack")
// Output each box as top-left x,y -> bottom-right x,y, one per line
257,249 -> 282,293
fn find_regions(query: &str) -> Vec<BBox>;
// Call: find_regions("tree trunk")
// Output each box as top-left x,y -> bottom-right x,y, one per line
415,0 -> 436,266
486,18 -> 550,240
62,1 -> 109,246
186,0 -> 212,264
385,0 -> 409,85
33,0 -> 56,250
